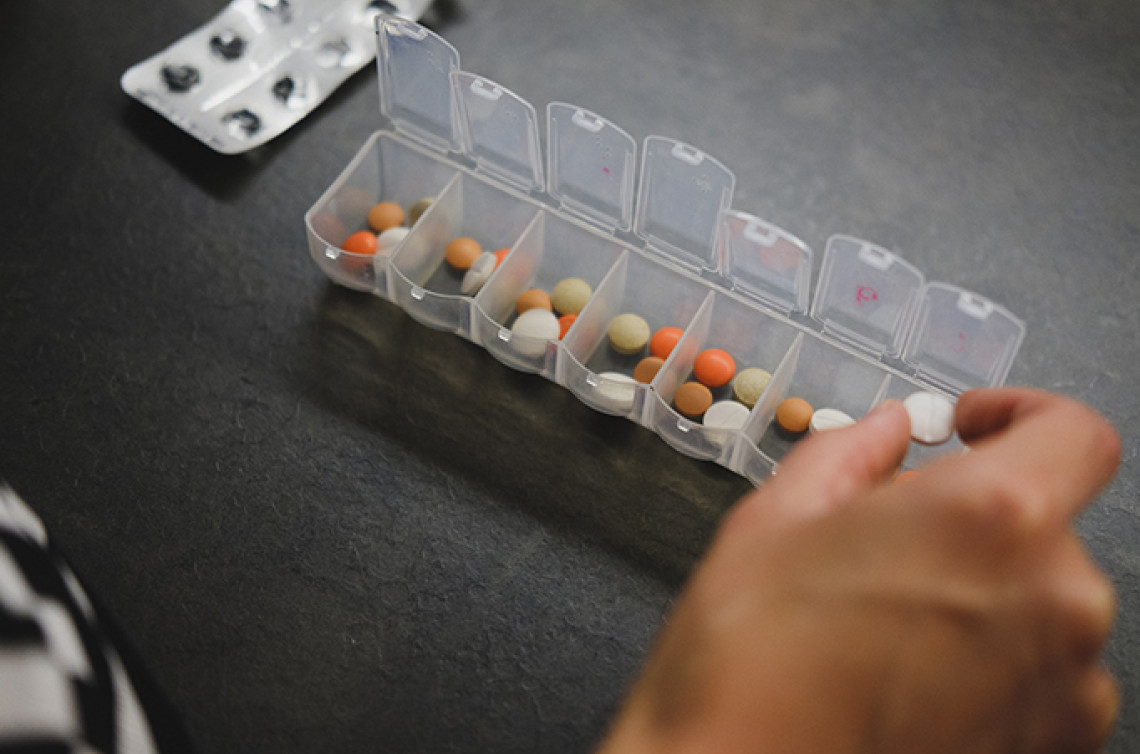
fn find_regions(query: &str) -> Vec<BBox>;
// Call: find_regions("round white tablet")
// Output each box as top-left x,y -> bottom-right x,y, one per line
809,407 -> 856,434
903,391 -> 955,445
460,251 -> 497,295
595,371 -> 638,410
703,400 -> 751,431
510,309 -> 560,357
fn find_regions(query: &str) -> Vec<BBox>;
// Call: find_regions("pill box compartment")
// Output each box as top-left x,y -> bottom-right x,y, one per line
305,131 -> 459,292
472,210 -> 625,375
304,18 -> 1027,483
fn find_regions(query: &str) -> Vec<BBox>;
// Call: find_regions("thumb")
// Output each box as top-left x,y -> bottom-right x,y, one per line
741,400 -> 912,524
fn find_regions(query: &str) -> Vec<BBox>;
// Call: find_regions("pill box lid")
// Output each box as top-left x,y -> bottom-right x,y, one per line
634,136 -> 736,273
903,283 -> 1026,392
546,103 -> 637,232
451,71 -> 544,193
717,210 -> 812,314
376,17 -> 461,153
811,235 -> 925,357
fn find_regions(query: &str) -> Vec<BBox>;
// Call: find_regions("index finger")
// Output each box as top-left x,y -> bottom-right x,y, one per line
942,388 -> 1120,523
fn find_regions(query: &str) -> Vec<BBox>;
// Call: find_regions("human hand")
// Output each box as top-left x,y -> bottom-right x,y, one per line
598,389 -> 1121,754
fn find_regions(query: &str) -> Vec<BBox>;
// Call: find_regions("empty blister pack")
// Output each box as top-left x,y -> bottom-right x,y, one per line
121,0 -> 432,153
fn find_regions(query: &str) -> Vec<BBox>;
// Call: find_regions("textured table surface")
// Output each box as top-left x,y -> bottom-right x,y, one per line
1,1 -> 1137,752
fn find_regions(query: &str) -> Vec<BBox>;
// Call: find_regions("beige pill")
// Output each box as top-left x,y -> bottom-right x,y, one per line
408,197 -> 433,225
608,313 -> 650,355
733,367 -> 772,408
550,277 -> 592,315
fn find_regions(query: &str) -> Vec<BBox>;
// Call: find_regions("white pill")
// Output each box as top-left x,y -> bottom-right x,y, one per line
510,308 -> 560,357
460,251 -> 497,295
903,391 -> 955,445
376,226 -> 410,252
809,407 -> 856,434
702,400 -> 751,431
595,371 -> 638,409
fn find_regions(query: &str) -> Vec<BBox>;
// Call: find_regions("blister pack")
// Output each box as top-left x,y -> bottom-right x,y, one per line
121,0 -> 432,154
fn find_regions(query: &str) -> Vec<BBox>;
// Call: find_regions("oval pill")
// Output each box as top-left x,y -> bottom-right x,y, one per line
674,381 -> 714,419
608,313 -> 650,355
595,371 -> 638,409
516,288 -> 553,315
703,400 -> 751,431
649,326 -> 684,359
776,397 -> 813,434
903,391 -> 955,445
342,230 -> 377,255
460,252 -> 497,295
367,201 -> 405,232
510,309 -> 560,357
809,407 -> 856,434
445,237 -> 482,270
693,348 -> 736,388
633,356 -> 665,384
550,278 -> 592,315
733,367 -> 772,408
376,226 -> 410,252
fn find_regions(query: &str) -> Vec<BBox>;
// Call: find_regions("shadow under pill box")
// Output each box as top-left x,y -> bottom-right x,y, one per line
304,18 -> 1027,485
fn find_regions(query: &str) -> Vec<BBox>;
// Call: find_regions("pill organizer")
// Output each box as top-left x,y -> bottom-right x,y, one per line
121,0 -> 432,154
304,18 -> 1026,485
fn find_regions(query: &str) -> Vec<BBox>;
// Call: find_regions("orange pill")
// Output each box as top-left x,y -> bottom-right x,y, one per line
634,356 -> 665,384
650,326 -> 684,359
516,288 -> 553,315
558,314 -> 577,339
776,397 -> 813,434
674,381 -> 713,419
367,201 -> 405,232
896,470 -> 920,482
493,247 -> 510,268
693,348 -> 736,388
342,230 -> 378,255
445,237 -> 482,270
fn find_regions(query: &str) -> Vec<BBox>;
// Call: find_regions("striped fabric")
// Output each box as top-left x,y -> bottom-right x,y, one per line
0,486 -> 158,754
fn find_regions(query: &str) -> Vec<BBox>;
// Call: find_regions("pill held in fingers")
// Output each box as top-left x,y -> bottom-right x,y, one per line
903,391 -> 955,445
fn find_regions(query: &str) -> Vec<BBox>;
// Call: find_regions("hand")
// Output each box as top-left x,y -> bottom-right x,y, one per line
599,389 -> 1121,754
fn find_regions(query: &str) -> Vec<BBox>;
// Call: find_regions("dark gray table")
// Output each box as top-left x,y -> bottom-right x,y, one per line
2,1 -> 1137,751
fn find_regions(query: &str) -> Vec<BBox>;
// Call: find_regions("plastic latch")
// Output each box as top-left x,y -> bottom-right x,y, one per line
718,209 -> 812,314
810,235 -> 924,357
546,102 -> 637,231
452,71 -> 543,193
376,18 -> 461,153
635,136 -> 735,272
903,283 -> 1026,393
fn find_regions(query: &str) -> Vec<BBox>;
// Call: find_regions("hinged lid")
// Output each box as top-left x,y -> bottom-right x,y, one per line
904,283 -> 1026,392
717,210 -> 812,314
546,103 -> 636,232
376,17 -> 460,152
451,71 -> 544,193
634,136 -> 735,272
811,235 -> 924,357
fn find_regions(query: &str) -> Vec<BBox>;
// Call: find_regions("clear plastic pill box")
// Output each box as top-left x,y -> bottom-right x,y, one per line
304,18 -> 1026,484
